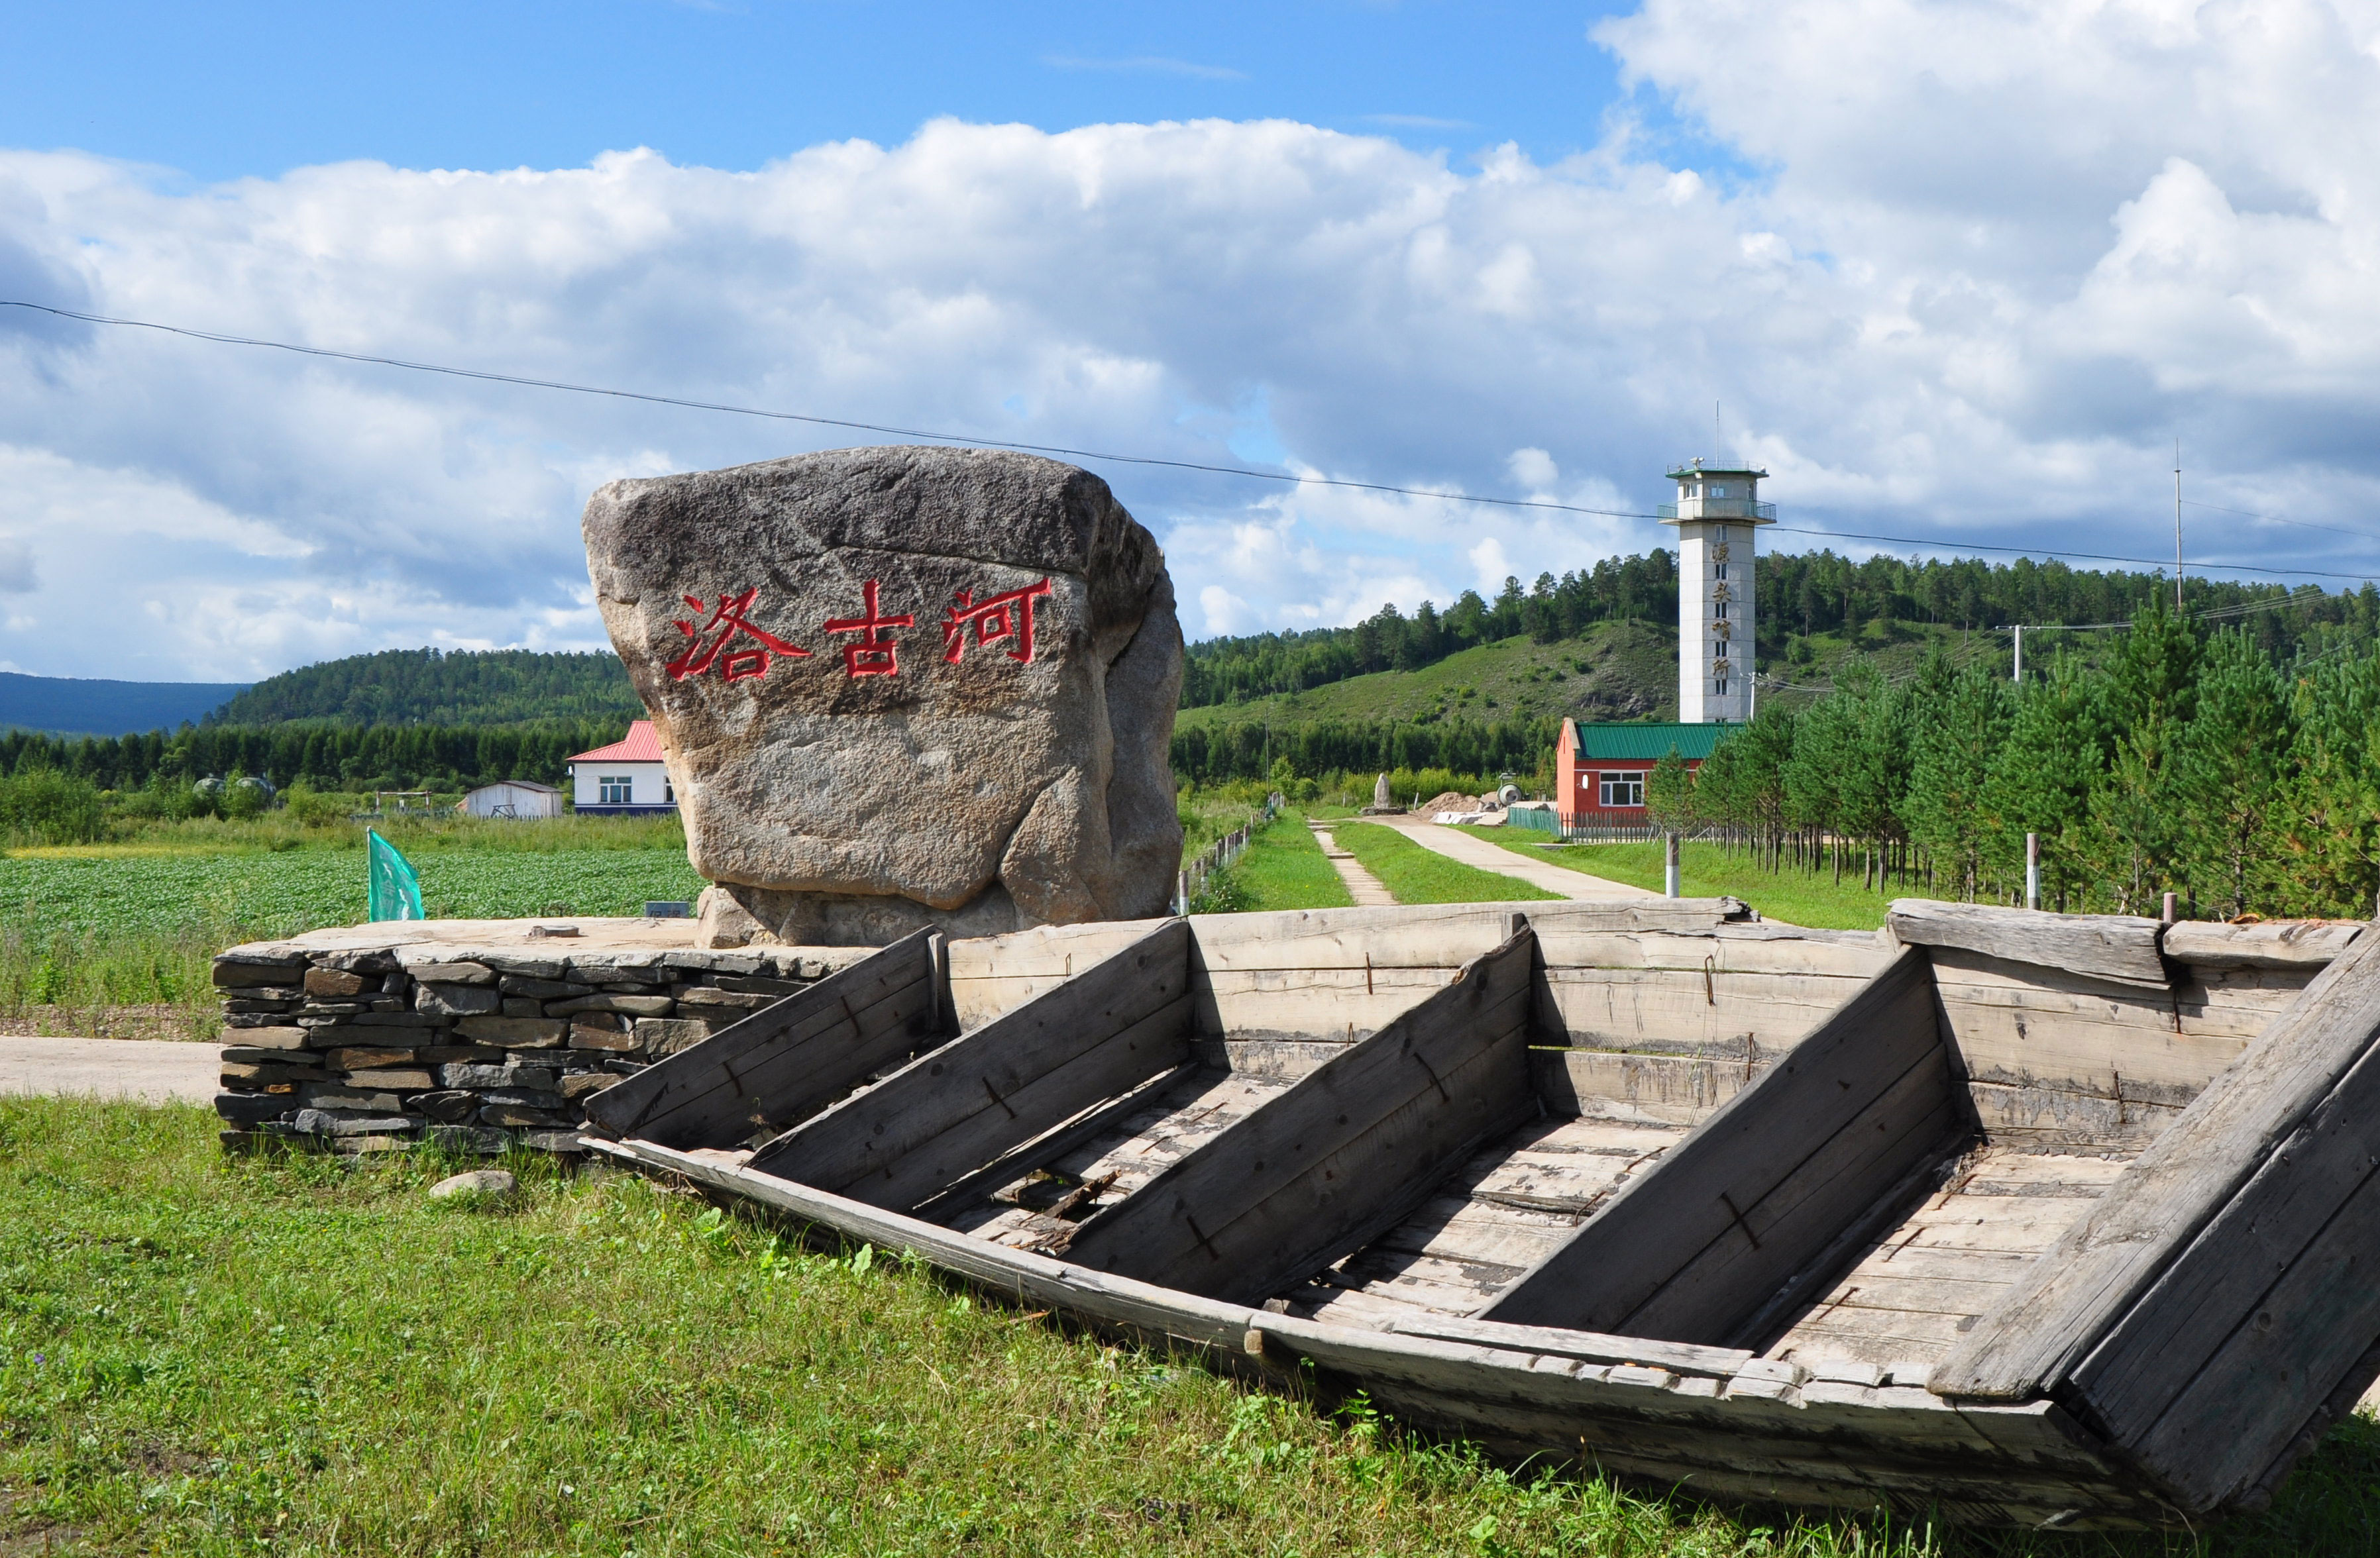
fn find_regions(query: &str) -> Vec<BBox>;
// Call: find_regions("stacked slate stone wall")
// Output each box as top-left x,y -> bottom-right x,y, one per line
212,941 -> 855,1154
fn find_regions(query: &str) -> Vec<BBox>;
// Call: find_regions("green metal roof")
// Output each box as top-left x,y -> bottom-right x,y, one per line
1571,722 -> 1730,761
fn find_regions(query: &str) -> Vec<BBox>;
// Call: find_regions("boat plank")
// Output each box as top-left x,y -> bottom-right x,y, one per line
1091,1002 -> 1531,1294
595,1137 -> 2154,1526
1966,1080 -> 2183,1157
1888,900 -> 2167,988
582,929 -> 942,1148
1184,902 -> 1749,974
1531,1048 -> 1758,1124
1051,1069 -> 1292,1205
1931,919 -> 2380,1404
2072,1036 -> 2380,1508
2161,919 -> 2361,971
749,919 -> 1192,1200
1483,949 -> 1963,1341
867,996 -> 1193,1210
1065,930 -> 1538,1304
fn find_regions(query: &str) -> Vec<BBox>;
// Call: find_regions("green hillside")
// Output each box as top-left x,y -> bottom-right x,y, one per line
207,647 -> 639,727
1176,620 -> 1676,733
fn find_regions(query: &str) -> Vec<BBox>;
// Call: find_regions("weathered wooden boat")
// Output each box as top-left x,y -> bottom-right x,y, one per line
580,896 -> 2380,1528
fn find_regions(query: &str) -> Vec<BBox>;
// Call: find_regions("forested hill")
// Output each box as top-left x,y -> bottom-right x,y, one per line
207,648 -> 641,727
0,672 -> 250,737
1185,549 -> 2377,707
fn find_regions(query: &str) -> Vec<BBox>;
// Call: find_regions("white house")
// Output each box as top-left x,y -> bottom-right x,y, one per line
458,779 -> 564,819
568,721 -> 678,816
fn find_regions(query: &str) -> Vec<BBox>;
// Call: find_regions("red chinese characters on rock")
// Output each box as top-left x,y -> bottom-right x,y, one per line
666,589 -> 812,682
665,576 -> 1055,684
821,579 -> 916,678
942,578 -> 1053,665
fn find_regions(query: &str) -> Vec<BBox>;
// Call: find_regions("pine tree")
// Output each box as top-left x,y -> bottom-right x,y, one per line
1902,662 -> 2011,900
2081,594 -> 2202,913
1646,747 -> 1697,833
1979,651 -> 2105,911
2265,644 -> 2380,917
2173,630 -> 2291,917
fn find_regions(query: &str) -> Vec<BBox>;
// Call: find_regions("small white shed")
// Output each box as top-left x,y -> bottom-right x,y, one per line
459,779 -> 565,819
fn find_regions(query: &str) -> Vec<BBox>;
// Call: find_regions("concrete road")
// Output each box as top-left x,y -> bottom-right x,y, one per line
0,1037 -> 216,1105
1374,819 -> 1657,902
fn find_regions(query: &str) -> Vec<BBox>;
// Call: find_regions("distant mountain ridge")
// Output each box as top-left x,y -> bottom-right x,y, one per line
207,647 -> 641,727
0,671 -> 250,737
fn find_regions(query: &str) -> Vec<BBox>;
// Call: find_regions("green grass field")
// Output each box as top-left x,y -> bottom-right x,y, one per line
1332,823 -> 1562,906
1457,832 -> 1892,931
1226,812 -> 1353,911
8,1097 -> 2379,1556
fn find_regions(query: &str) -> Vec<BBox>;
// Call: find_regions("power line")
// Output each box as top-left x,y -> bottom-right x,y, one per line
7,296 -> 2379,588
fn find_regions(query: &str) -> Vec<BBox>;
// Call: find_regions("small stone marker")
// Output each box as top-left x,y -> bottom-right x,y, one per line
583,446 -> 1184,945
429,1168 -> 517,1200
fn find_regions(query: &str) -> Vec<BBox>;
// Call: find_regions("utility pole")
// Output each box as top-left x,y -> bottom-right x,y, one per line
2174,439 -> 2184,611
2012,624 -> 2023,683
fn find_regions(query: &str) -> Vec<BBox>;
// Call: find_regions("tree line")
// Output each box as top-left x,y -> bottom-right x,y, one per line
1185,549 -> 2379,707
0,719 -> 628,794
1169,713 -> 1556,788
1651,596 -> 2380,920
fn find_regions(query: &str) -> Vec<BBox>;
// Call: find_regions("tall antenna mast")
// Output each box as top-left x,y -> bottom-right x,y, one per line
2173,438 -> 2183,611
1715,400 -> 1722,462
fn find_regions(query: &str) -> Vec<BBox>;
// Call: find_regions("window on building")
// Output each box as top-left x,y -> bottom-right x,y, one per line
599,774 -> 633,805
1710,484 -> 1727,497
1715,676 -> 1729,697
1598,772 -> 1644,808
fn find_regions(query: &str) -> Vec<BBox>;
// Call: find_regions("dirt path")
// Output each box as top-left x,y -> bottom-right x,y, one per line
0,1036 -> 217,1105
1307,822 -> 1396,906
1373,819 -> 1657,902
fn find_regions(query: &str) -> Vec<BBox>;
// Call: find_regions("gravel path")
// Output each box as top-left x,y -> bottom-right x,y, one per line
0,1036 -> 216,1105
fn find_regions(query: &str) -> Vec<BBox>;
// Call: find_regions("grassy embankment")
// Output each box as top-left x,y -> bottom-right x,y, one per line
1457,831 -> 1891,931
1331,822 -> 1561,906
14,1098 -> 2380,1556
0,813 -> 704,1041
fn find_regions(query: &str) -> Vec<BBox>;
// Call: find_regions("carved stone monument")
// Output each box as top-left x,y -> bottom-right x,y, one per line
1361,771 -> 1406,816
582,446 -> 1184,945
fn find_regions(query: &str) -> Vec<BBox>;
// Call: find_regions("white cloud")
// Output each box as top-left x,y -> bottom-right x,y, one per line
1507,447 -> 1559,492
6,7 -> 2380,681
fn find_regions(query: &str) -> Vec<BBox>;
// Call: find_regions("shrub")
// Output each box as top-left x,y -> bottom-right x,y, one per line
0,770 -> 105,845
281,782 -> 353,828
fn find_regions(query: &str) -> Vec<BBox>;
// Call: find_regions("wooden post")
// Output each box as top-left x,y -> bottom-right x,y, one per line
2025,832 -> 2039,911
2162,890 -> 2178,925
1664,831 -> 1681,899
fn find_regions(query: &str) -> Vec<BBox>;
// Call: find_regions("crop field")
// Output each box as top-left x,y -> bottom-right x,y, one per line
0,820 -> 710,1038
0,845 -> 706,938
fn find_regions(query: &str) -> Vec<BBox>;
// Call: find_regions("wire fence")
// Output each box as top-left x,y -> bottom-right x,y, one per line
1175,792 -> 1283,912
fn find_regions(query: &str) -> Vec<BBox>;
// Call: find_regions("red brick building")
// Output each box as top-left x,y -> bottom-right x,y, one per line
1555,719 -> 1727,827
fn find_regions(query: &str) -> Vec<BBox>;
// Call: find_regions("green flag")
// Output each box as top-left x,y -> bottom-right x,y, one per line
367,829 -> 425,922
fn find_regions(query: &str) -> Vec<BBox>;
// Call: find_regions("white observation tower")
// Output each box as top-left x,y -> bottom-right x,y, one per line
1660,458 -> 1773,723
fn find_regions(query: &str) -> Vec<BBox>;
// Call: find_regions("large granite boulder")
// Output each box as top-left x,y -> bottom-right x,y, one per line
582,446 -> 1183,945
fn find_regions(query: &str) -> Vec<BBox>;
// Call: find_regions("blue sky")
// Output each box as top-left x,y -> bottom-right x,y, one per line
2,1 -> 1664,182
3,0 -> 2379,680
